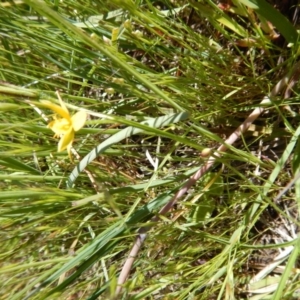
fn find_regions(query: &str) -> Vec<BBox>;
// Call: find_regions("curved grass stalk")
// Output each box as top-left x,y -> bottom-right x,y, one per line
67,112 -> 189,188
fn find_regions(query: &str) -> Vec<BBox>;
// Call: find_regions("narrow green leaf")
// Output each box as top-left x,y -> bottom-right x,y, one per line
0,157 -> 41,174
22,0 -> 184,111
67,112 -> 189,187
0,103 -> 22,110
272,238 -> 300,300
240,0 -> 298,43
0,85 -> 38,97
244,123 -> 300,229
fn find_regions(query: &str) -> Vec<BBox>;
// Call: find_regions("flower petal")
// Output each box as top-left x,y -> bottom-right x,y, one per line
40,100 -> 71,121
58,96 -> 69,115
57,128 -> 74,152
48,118 -> 71,135
71,111 -> 87,131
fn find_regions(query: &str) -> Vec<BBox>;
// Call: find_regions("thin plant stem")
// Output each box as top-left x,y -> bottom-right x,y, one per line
115,61 -> 300,295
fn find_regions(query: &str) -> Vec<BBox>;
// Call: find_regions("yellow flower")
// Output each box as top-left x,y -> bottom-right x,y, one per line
40,97 -> 87,160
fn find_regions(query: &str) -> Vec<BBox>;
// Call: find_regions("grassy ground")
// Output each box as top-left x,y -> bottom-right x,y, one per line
0,0 -> 300,299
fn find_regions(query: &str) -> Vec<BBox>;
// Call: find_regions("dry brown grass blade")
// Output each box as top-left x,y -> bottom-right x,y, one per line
115,61 -> 300,296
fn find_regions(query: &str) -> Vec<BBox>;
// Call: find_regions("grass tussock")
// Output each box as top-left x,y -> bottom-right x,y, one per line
0,0 -> 300,299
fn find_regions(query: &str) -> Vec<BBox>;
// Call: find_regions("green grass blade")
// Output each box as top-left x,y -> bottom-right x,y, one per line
240,0 -> 299,43
23,0 -> 184,111
0,157 -> 41,174
67,112 -> 189,187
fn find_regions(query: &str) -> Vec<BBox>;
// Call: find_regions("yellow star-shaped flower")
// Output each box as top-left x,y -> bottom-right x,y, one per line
40,97 -> 87,160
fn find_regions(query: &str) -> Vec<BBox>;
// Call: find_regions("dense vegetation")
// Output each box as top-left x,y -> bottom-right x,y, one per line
0,0 -> 300,299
